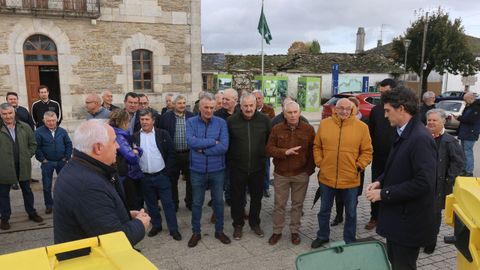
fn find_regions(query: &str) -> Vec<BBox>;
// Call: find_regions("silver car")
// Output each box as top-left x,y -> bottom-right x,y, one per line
435,100 -> 466,133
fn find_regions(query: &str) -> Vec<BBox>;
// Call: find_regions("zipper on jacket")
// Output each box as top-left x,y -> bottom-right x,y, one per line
204,120 -> 209,173
335,121 -> 344,188
247,121 -> 251,174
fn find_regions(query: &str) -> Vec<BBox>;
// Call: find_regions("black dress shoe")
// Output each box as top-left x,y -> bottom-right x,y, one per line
0,219 -> 10,230
11,183 -> 19,190
215,232 -> 231,244
330,216 -> 343,226
424,244 -> 436,254
311,238 -> 329,249
444,235 -> 456,244
148,226 -> 162,237
170,230 -> 182,241
29,213 -> 43,223
188,234 -> 201,247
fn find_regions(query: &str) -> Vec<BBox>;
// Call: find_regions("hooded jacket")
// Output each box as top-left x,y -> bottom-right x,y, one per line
313,107 -> 373,189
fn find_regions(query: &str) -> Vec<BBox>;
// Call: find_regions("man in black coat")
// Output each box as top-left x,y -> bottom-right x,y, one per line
366,87 -> 437,270
54,120 -> 150,259
456,92 -> 480,176
6,92 -> 35,130
419,91 -> 436,125
365,78 -> 396,231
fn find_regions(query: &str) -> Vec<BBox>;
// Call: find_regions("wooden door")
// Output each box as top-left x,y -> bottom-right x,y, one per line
25,65 -> 40,111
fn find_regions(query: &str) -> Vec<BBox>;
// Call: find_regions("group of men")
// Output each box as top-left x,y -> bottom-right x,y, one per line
1,81 -> 478,269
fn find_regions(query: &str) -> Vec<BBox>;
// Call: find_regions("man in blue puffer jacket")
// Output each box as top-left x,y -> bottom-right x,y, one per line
185,93 -> 231,247
35,111 -> 72,214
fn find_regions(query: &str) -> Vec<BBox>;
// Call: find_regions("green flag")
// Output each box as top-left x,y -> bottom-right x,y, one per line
257,6 -> 272,45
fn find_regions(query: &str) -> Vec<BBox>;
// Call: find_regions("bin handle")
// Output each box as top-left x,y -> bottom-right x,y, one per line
46,237 -> 99,257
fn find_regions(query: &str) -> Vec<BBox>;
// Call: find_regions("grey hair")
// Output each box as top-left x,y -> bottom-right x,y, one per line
252,89 -> 263,97
465,92 -> 475,98
199,92 -> 215,102
0,102 -> 14,111
224,88 -> 238,101
164,93 -> 174,101
422,91 -> 435,101
173,94 -> 186,103
240,93 -> 256,105
43,111 -> 57,119
426,108 -> 447,122
86,93 -> 102,104
284,101 -> 300,111
73,119 -> 109,154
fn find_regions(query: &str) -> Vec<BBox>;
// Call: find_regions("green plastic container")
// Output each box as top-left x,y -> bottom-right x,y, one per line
296,240 -> 391,270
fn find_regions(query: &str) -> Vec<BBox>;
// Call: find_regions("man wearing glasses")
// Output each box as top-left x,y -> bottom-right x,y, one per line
311,98 -> 372,248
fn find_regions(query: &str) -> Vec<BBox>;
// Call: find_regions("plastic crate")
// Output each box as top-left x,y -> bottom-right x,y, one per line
296,240 -> 390,270
0,232 -> 157,270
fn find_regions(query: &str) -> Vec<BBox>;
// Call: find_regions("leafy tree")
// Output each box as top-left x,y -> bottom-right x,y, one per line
309,40 -> 321,54
288,41 -> 308,55
391,8 -> 480,93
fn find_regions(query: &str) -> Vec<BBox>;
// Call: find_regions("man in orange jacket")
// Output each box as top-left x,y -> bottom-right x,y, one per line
311,98 -> 372,248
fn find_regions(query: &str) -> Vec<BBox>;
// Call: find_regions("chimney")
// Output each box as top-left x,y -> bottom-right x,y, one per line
355,27 -> 365,54
377,40 -> 383,48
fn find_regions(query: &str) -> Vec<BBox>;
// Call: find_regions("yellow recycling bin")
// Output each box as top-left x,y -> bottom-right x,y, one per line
0,232 -> 158,270
445,176 -> 480,270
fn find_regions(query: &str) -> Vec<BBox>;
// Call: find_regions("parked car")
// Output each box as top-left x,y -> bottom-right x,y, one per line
321,92 -> 381,121
435,100 -> 466,133
435,91 -> 466,102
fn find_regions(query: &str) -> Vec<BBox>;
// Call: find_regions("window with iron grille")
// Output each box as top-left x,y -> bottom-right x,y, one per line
132,49 -> 153,92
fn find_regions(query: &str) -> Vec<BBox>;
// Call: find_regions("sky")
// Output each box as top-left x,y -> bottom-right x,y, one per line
201,0 -> 480,55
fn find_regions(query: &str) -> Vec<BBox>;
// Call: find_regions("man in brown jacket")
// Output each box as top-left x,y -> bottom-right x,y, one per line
266,101 -> 315,245
311,98 -> 372,248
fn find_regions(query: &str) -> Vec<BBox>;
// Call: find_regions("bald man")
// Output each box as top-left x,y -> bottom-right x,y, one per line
85,94 -> 110,120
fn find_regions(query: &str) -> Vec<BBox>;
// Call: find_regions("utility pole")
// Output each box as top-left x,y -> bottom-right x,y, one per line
419,12 -> 428,95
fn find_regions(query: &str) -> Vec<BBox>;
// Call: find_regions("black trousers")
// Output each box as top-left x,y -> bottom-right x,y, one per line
171,151 -> 192,208
122,177 -> 143,210
230,167 -> 264,228
386,240 -> 420,270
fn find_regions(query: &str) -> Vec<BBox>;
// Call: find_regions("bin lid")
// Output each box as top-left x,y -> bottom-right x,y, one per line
296,240 -> 390,270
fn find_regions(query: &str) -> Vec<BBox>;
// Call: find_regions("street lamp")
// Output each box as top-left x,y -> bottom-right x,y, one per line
403,39 -> 411,83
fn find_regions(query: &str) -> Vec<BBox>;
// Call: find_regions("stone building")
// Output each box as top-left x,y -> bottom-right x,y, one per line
0,0 -> 201,129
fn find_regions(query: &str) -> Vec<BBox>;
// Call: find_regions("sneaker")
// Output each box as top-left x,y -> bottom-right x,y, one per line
11,183 -> 19,190
251,226 -> 264,238
28,213 -> 43,223
291,233 -> 301,245
364,219 -> 377,230
311,238 -> 329,249
215,232 -> 231,244
0,219 -> 10,230
233,225 -> 243,240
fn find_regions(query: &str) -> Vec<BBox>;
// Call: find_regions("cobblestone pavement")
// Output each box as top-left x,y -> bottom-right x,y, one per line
1,115 -> 469,269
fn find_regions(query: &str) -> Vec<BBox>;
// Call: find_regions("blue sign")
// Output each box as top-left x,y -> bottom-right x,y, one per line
332,64 -> 339,95
362,76 -> 369,92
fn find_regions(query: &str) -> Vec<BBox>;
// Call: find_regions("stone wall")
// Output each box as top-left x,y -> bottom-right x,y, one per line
0,0 -> 201,125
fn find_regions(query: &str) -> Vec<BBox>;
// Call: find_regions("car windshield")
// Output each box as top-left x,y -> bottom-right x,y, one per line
437,101 -> 463,112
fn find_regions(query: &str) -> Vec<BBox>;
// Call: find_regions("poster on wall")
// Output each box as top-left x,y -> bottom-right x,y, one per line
298,77 -> 321,112
214,74 -> 233,91
254,76 -> 288,108
338,76 -> 362,93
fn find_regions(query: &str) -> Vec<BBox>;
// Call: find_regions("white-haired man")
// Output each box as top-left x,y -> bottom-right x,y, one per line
419,91 -> 436,125
85,93 -> 110,120
54,120 -> 150,259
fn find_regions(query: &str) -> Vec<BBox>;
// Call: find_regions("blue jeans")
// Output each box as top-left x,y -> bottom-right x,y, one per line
141,173 -> 178,232
0,181 -> 36,220
462,140 -> 476,174
316,182 -> 358,243
41,160 -> 66,208
191,170 -> 225,234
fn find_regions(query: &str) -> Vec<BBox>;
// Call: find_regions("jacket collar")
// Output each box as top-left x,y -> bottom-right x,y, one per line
72,149 -> 116,181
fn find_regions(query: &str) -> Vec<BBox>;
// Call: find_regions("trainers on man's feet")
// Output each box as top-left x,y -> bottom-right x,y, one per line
233,225 -> 243,240
311,238 -> 329,249
0,219 -> 10,230
215,232 -> 231,244
29,213 -> 43,223
251,226 -> 264,238
364,219 -> 377,230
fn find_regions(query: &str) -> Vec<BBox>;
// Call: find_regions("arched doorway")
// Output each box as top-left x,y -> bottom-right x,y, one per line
23,34 -> 61,110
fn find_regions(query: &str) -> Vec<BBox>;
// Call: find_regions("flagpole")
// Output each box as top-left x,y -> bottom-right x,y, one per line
261,0 -> 264,77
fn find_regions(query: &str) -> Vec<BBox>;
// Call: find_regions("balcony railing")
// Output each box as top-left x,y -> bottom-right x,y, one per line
0,0 -> 100,18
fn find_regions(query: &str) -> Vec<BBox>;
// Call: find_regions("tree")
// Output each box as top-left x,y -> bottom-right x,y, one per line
309,40 -> 321,54
391,8 -> 480,93
288,41 -> 308,55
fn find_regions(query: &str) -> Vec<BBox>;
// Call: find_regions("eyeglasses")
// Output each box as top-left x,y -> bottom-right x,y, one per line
335,107 -> 351,112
